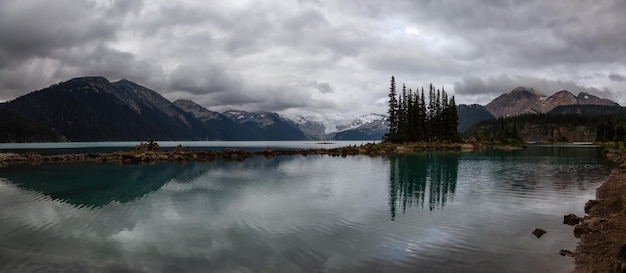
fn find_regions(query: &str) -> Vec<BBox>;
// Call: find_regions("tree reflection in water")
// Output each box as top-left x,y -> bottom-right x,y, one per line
388,153 -> 459,220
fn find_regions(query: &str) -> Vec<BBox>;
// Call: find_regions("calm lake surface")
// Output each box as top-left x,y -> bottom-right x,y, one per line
0,145 -> 612,273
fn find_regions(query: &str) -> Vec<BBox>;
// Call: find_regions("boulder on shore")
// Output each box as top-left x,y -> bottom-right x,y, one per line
563,213 -> 582,226
584,199 -> 601,213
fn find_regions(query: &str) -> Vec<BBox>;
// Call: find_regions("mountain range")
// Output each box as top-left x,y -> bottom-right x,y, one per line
0,77 -> 386,142
0,77 -> 621,142
457,87 -> 621,132
485,87 -> 617,118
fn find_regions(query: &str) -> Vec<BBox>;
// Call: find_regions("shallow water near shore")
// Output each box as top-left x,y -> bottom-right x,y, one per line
0,146 -> 611,272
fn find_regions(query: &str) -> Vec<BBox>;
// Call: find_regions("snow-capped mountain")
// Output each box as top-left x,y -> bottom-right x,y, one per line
485,87 -> 619,118
222,110 -> 306,140
283,113 -> 388,140
223,110 -> 291,127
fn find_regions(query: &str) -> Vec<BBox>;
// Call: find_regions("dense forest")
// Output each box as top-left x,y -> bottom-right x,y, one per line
0,108 -> 65,142
385,76 -> 461,143
467,107 -> 626,143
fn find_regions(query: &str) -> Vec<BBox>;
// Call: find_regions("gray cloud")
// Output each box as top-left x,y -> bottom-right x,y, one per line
609,73 -> 626,82
0,0 -> 143,100
1,0 -> 625,110
0,0 -> 134,64
312,82 -> 335,94
390,0 -> 626,67
454,74 -> 616,100
168,62 -> 242,95
164,79 -> 339,114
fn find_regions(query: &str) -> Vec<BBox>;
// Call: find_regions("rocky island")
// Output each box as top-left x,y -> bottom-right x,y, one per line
0,141 -> 475,169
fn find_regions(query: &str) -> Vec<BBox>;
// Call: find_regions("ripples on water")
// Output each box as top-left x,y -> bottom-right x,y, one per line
0,147 -> 611,272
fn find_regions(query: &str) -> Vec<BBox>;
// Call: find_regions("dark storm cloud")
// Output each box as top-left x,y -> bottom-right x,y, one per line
454,74 -> 616,100
171,79 -> 340,113
388,0 -> 626,66
0,0 -> 135,65
1,0 -> 625,109
609,73 -> 626,82
0,0 -> 144,100
168,63 -> 242,95
135,3 -> 221,36
51,44 -> 165,83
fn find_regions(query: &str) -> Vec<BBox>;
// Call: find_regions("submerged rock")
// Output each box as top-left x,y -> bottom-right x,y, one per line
532,228 -> 546,238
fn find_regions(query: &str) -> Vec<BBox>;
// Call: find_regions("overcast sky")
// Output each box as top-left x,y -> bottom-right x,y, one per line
1,0 -> 625,115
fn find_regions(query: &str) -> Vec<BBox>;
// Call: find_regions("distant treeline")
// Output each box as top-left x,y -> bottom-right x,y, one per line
467,107 -> 626,143
385,76 -> 461,143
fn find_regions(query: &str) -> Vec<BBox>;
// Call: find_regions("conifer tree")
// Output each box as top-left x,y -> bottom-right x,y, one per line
398,84 -> 409,140
419,87 -> 427,141
407,88 -> 416,141
434,89 -> 442,140
386,76 -> 398,141
427,84 -> 435,141
446,96 -> 461,142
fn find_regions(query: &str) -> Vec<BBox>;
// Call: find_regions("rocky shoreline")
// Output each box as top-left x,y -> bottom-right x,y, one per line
0,141 -> 475,169
569,149 -> 626,273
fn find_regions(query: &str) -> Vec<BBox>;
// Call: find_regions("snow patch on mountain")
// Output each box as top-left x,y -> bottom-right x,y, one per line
284,113 -> 386,134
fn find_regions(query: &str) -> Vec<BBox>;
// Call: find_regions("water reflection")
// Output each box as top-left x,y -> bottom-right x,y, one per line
0,149 -> 612,273
0,157 -> 298,208
389,153 -> 459,219
0,163 -> 201,207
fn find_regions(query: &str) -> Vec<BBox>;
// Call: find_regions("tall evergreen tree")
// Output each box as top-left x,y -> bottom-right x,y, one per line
427,84 -> 435,141
386,76 -> 398,141
434,89 -> 442,140
398,84 -> 409,140
411,88 -> 422,142
440,87 -> 449,140
407,88 -> 416,141
446,96 -> 461,142
441,87 -> 448,110
419,87 -> 427,141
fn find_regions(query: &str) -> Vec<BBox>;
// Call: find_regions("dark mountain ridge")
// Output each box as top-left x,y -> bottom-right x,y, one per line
0,77 -> 384,142
467,105 -> 626,143
173,100 -> 261,140
485,87 -> 618,118
1,77 -> 621,143
459,87 -> 619,132
1,77 -> 212,141
457,104 -> 495,132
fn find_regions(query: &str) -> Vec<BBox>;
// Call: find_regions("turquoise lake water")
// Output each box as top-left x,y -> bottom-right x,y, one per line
0,145 -> 612,272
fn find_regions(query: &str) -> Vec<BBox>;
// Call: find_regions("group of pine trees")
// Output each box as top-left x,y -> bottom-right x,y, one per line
596,117 -> 626,142
469,118 -> 524,144
385,76 -> 461,143
468,110 -> 626,144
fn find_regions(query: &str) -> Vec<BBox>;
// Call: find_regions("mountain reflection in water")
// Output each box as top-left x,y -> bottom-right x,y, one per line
0,163 -> 193,207
0,148 -> 613,273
